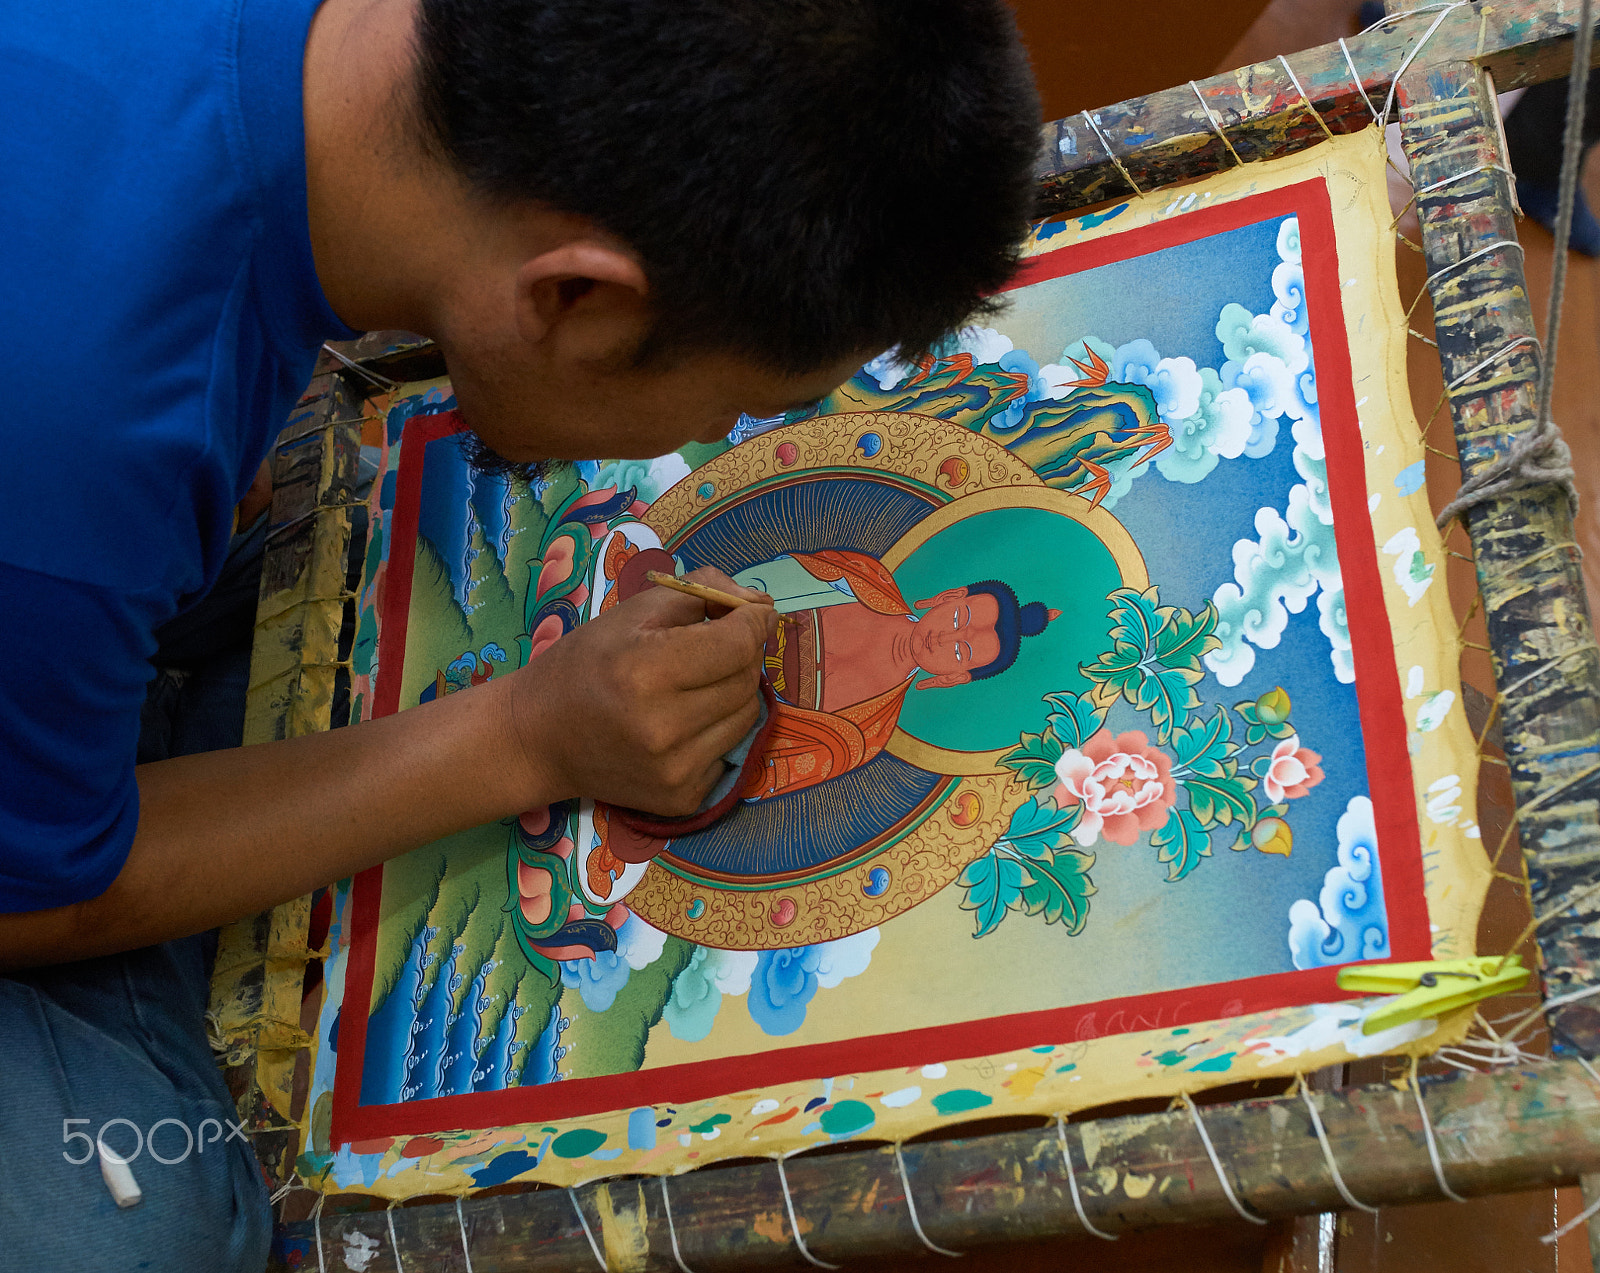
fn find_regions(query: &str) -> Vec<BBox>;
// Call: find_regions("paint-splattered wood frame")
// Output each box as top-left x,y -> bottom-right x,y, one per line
238,1 -> 1600,1264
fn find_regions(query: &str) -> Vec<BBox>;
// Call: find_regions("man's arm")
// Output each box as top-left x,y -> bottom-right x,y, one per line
0,569 -> 774,967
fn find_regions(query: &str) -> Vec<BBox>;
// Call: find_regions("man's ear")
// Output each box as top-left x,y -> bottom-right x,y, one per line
513,239 -> 650,358
916,671 -> 972,690
913,586 -> 968,610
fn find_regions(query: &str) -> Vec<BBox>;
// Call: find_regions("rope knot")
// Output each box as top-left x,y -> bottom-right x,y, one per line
1435,415 -> 1579,528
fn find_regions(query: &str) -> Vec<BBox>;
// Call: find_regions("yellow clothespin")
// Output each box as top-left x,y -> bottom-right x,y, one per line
1337,955 -> 1530,1035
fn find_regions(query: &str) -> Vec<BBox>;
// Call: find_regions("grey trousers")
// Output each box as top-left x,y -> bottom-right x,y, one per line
0,518 -> 274,1272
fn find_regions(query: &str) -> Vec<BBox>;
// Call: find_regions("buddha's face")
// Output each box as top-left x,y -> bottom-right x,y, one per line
910,588 -> 1001,686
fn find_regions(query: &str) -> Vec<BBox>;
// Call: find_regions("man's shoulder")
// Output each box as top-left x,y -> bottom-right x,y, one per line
0,0 -> 339,595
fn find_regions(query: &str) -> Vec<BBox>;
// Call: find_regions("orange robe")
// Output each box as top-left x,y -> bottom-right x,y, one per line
739,550 -> 913,801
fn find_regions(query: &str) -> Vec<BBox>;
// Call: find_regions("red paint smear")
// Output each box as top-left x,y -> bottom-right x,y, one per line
400,1137 -> 445,1158
754,1108 -> 800,1129
349,1137 -> 394,1156
330,189 -> 1430,1145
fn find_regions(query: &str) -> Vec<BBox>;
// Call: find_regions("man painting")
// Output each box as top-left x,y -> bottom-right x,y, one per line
0,0 -> 1041,1263
734,550 -> 1058,798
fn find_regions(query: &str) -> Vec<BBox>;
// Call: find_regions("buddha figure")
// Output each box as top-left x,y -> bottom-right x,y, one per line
732,550 -> 1059,799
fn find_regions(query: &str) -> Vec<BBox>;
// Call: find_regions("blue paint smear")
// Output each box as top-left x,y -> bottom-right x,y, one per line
470,1149 -> 538,1188
1394,459 -> 1426,496
1079,202 -> 1129,229
628,1107 -> 658,1151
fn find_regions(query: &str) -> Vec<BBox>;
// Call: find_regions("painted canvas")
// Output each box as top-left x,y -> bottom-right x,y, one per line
301,133 -> 1486,1196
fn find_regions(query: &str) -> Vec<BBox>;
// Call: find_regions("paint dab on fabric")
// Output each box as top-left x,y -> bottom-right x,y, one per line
921,1063 -> 948,1079
1414,690 -> 1454,733
880,1086 -> 922,1108
819,1099 -> 876,1138
551,1128 -> 607,1159
1078,202 -> 1129,229
931,1089 -> 993,1116
469,1149 -> 538,1188
627,1107 -> 657,1151
1394,459 -> 1426,496
1188,1051 -> 1237,1072
1382,527 -> 1435,605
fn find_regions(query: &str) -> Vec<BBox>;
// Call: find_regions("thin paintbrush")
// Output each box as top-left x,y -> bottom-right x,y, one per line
644,569 -> 769,611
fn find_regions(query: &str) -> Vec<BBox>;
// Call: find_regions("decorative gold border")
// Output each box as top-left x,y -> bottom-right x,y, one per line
643,411 -> 1040,542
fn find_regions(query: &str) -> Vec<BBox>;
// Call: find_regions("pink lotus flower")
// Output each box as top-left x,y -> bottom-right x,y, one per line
1263,735 -> 1324,802
1051,729 -> 1177,846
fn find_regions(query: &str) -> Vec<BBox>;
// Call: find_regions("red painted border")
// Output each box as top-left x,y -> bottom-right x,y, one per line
331,183 -> 1427,1144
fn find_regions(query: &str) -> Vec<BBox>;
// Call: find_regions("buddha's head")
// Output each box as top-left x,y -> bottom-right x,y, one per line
910,580 -> 1058,689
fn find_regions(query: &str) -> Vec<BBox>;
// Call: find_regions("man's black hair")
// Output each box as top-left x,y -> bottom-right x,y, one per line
414,0 -> 1041,374
455,431 -> 571,487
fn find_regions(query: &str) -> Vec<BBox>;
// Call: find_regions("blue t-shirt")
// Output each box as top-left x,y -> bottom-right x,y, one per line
0,0 -> 355,912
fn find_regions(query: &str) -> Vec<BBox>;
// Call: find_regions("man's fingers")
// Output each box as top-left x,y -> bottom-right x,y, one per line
672,669 -> 763,743
661,606 -> 770,690
694,692 -> 764,760
627,576 -> 712,628
635,690 -> 761,816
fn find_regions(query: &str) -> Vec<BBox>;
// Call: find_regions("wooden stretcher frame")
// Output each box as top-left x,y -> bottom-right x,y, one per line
226,2 -> 1600,1266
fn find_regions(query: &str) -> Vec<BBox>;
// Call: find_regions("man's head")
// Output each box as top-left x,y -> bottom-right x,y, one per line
345,0 -> 1040,465
911,581 -> 1055,689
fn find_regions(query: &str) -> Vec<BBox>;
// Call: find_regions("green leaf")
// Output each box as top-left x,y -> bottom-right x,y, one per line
1150,807 -> 1212,882
1183,774 -> 1257,828
1233,701 -> 1261,726
1153,600 -> 1221,670
1018,849 -> 1097,933
999,729 -> 1065,791
1173,707 -> 1226,767
1105,588 -> 1161,651
958,849 -> 1029,938
1265,719 -> 1297,739
1042,691 -> 1105,750
1174,707 -> 1239,781
1005,797 -> 1081,857
1133,662 -> 1203,742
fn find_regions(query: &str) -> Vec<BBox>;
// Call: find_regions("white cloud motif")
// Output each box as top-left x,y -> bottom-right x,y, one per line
661,946 -> 760,1043
1205,410 -> 1349,686
1155,365 -> 1253,483
814,929 -> 880,988
951,325 -> 1015,365
593,453 -> 693,504
1276,215 -> 1302,265
616,914 -> 669,971
863,348 -> 916,391
1215,303 -> 1309,376
1287,796 -> 1390,970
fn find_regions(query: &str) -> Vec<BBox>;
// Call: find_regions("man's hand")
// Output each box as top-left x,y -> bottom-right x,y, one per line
505,567 -> 776,815
0,572 -> 777,967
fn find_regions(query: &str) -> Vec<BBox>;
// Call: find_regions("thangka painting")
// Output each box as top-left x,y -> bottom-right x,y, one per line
301,132 -> 1486,1196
